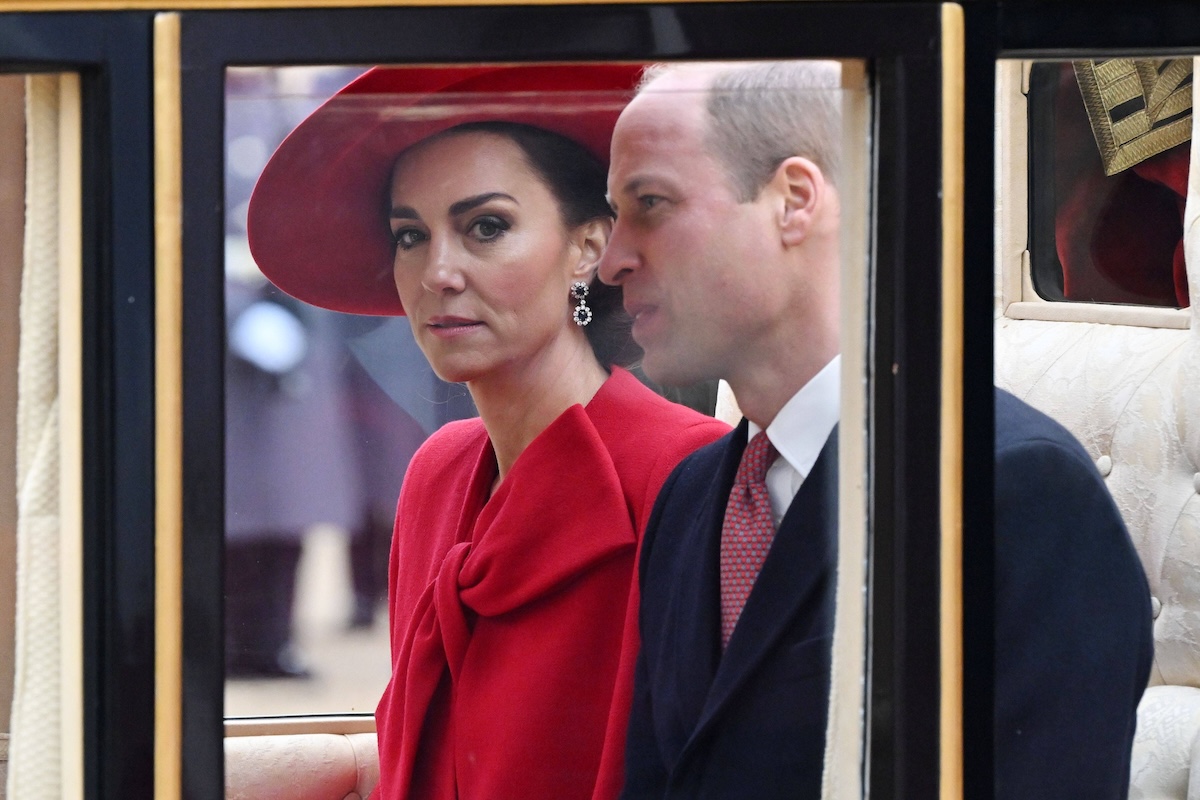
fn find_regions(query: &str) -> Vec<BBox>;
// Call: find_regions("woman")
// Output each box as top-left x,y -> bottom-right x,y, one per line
247,64 -> 729,800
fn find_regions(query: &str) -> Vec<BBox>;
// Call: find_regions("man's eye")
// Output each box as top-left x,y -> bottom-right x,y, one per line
393,228 -> 425,250
469,216 -> 510,241
639,195 -> 663,210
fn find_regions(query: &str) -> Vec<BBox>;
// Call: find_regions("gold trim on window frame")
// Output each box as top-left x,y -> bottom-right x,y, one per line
153,12 -> 184,800
939,4 -> 964,799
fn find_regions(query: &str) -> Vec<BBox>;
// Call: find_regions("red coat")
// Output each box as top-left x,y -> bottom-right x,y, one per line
374,368 -> 729,800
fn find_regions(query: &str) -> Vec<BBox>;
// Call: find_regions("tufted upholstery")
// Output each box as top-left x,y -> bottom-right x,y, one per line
224,732 -> 379,800
995,60 -> 1200,799
1130,686 -> 1200,800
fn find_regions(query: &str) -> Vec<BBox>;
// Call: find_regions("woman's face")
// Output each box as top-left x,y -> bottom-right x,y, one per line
389,131 -> 593,385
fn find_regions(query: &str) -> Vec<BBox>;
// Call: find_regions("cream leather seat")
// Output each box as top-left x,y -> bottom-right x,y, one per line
225,731 -> 379,800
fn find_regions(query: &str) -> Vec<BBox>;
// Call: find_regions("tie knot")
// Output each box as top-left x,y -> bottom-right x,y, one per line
734,431 -> 776,486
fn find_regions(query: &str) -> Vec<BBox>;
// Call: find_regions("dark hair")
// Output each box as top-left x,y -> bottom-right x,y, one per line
431,121 -> 640,369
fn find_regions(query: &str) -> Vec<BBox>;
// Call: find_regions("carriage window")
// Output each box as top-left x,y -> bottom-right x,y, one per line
1027,59 -> 1192,308
172,5 -> 953,794
222,61 -> 873,758
995,51 -> 1190,800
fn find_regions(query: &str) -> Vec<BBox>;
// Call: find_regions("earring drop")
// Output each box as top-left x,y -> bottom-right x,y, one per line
571,281 -> 592,327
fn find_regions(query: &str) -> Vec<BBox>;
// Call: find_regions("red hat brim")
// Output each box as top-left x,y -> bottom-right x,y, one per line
247,63 -> 644,316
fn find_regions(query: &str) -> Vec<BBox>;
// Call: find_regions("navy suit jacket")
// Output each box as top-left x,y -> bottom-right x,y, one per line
993,388 -> 1152,798
623,390 -> 1152,799
622,420 -> 837,799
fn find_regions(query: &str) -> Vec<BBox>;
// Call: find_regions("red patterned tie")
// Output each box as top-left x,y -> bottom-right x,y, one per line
719,431 -> 778,648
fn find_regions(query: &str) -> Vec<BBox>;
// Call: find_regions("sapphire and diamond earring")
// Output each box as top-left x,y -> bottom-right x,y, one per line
571,281 -> 592,327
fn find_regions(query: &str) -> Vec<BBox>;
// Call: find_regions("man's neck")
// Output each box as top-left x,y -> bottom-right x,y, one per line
727,344 -> 839,429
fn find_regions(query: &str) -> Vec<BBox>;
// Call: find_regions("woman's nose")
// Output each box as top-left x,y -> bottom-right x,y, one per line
421,235 -> 467,295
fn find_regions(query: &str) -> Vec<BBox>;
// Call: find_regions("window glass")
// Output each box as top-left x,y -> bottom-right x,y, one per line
222,63 -> 731,716
1027,59 -> 1192,308
996,52 -> 1187,800
222,62 -> 872,740
224,66 -> 478,714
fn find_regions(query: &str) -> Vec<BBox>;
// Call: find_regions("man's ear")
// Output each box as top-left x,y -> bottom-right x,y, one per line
772,156 -> 825,248
570,217 -> 613,281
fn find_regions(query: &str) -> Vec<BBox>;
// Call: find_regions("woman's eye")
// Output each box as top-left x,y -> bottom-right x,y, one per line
469,216 -> 509,241
393,227 -> 425,250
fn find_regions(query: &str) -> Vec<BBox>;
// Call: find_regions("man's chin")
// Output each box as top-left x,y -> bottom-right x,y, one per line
640,349 -> 707,390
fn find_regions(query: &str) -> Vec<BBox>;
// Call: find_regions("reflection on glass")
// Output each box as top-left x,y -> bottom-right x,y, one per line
1027,59 -> 1192,308
224,67 -> 478,715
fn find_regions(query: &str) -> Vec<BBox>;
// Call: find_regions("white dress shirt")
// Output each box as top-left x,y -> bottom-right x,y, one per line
746,355 -> 841,528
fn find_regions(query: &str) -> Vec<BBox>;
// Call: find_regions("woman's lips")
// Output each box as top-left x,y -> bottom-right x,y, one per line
426,316 -> 484,338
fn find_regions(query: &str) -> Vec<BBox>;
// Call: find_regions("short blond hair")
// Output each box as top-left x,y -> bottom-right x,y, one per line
638,61 -> 842,201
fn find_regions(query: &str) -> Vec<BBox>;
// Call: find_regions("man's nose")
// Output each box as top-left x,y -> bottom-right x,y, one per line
596,221 -> 639,285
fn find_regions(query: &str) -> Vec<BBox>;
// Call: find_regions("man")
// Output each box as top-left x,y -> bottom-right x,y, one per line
599,61 -> 1152,798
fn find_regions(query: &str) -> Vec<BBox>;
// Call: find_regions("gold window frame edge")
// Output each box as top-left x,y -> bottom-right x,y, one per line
153,11 -> 183,800
939,4 -> 965,799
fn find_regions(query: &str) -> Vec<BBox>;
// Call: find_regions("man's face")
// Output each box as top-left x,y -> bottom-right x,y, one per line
598,79 -> 786,387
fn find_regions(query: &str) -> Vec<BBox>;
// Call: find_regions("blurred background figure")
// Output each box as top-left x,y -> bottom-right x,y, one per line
224,277 -> 362,678
223,66 -> 477,689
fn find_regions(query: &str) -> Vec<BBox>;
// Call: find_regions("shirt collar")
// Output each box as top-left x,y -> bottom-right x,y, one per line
747,354 -> 841,480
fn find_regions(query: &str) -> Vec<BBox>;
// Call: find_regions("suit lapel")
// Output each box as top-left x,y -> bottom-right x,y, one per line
667,422 -> 747,737
683,426 -> 839,753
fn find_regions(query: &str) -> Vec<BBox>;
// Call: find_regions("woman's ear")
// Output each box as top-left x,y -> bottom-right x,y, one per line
772,157 -> 825,248
570,217 -> 613,281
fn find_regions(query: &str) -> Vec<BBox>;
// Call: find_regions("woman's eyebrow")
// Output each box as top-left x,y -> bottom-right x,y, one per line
449,192 -> 517,217
390,205 -> 421,221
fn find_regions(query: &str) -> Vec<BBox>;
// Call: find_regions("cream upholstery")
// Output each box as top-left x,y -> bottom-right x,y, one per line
225,732 -> 379,800
1131,686 -> 1200,800
994,61 -> 1200,800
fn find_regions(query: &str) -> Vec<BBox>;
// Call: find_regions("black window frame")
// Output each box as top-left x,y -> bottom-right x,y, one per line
172,4 -> 952,799
1025,60 -> 1067,303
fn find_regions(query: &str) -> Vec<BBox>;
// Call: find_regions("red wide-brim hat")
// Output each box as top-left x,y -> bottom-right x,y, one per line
247,63 -> 644,316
